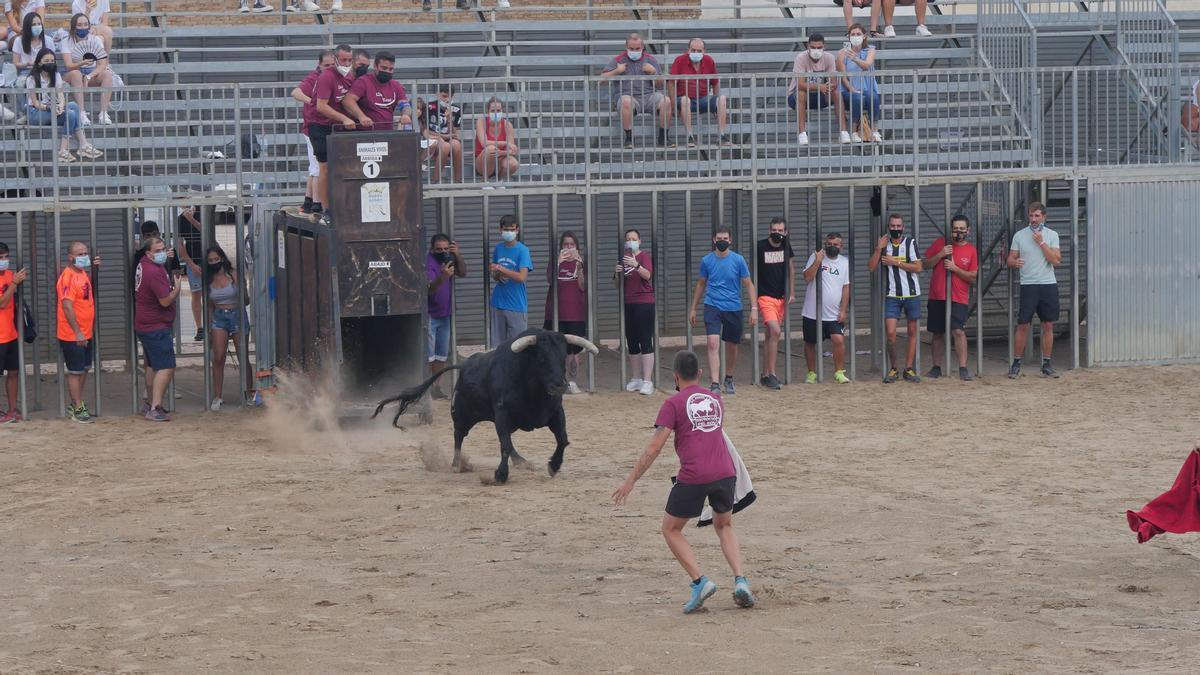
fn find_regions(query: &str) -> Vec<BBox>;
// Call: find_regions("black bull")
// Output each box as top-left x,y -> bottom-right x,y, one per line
373,330 -> 600,484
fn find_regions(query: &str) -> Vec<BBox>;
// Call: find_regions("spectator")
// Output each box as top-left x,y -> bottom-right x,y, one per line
413,96 -> 437,165
801,233 -> 851,384
129,220 -> 182,290
544,231 -> 586,395
3,0 -> 44,45
311,44 -> 361,220
488,214 -> 531,346
286,1 -> 321,12
133,235 -> 181,422
878,0 -> 932,37
344,50 -> 411,132
1,44 -> 17,122
1007,202 -> 1062,379
11,11 -> 52,80
868,213 -> 922,383
473,96 -> 520,180
424,85 -> 463,182
601,32 -> 673,150
204,245 -> 252,411
427,234 -> 466,399
1183,78 -> 1199,135
237,0 -> 274,12
788,33 -> 848,145
291,50 -> 334,216
754,217 -> 794,390
668,37 -> 730,148
61,13 -> 114,127
56,240 -> 100,423
26,48 -> 102,163
688,227 -> 757,395
452,0 -> 511,8
838,24 -> 883,143
0,241 -> 29,423
922,214 -> 979,381
612,228 -> 656,396
70,0 -> 112,53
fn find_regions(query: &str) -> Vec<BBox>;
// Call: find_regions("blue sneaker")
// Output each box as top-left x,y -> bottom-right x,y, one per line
683,576 -> 717,614
733,576 -> 757,608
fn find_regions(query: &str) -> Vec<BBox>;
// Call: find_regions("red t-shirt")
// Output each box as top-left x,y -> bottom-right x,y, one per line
655,384 -> 736,485
620,250 -> 655,305
923,237 -> 979,304
544,257 -> 587,323
298,67 -> 322,135
669,53 -> 718,99
311,67 -> 356,127
0,270 -> 16,344
133,257 -> 177,333
347,75 -> 409,129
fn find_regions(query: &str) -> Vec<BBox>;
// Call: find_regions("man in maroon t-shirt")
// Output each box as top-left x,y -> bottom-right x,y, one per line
668,38 -> 729,148
921,214 -> 979,381
344,51 -> 412,132
612,350 -> 756,613
133,236 -> 182,421
311,45 -> 370,220
291,50 -> 334,215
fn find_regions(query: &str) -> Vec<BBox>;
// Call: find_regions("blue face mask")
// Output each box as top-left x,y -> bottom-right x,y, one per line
75,28 -> 90,39
500,230 -> 517,243
0,260 -> 9,272
73,254 -> 90,269
152,251 -> 168,266
688,52 -> 703,63
31,25 -> 43,37
488,112 -> 504,123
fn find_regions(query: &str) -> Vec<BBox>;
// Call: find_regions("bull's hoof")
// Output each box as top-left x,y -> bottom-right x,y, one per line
493,469 -> 509,484
547,461 -> 562,477
451,457 -> 473,473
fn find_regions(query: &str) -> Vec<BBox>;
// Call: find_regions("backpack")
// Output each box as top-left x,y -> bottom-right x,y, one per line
225,132 -> 264,159
11,293 -> 35,344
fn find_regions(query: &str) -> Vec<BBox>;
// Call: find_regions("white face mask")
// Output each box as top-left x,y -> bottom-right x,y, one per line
688,51 -> 703,63
808,48 -> 824,60
849,35 -> 864,48
336,64 -> 351,76
626,50 -> 642,61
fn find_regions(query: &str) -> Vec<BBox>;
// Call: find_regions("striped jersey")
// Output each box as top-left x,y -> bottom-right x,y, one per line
883,236 -> 920,298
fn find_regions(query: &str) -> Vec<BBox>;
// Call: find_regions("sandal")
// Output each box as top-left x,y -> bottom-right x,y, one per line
79,145 -> 103,159
58,150 -> 77,163
870,29 -> 884,38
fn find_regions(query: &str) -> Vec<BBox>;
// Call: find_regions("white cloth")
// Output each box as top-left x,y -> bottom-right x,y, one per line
71,0 -> 111,24
304,135 -> 319,176
801,252 -> 850,321
698,431 -> 755,527
4,0 -> 46,15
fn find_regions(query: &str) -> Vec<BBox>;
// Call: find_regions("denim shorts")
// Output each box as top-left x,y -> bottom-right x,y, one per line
59,338 -> 94,374
428,315 -> 451,362
885,296 -> 922,321
137,328 -> 177,370
185,264 -> 202,292
211,307 -> 246,335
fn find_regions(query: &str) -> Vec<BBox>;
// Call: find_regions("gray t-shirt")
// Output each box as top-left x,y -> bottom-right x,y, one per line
1010,225 -> 1060,285
602,52 -> 661,99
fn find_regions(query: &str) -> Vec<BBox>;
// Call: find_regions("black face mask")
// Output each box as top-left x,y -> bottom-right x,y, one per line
768,232 -> 784,245
354,64 -> 369,78
433,251 -> 452,264
952,232 -> 967,242
824,246 -> 840,258
889,229 -> 904,240
375,71 -> 392,84
714,240 -> 730,252
206,262 -> 222,274
40,63 -> 57,74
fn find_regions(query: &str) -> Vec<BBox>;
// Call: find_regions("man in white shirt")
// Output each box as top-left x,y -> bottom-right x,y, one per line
801,232 -> 851,384
1006,201 -> 1062,379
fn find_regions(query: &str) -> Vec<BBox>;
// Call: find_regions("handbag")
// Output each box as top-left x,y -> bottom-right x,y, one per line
14,293 -> 36,344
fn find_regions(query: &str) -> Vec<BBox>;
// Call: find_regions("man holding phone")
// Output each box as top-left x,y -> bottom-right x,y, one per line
427,233 -> 467,399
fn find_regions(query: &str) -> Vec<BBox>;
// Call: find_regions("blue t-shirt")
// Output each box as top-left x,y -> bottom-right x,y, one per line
491,241 -> 533,312
699,251 -> 751,311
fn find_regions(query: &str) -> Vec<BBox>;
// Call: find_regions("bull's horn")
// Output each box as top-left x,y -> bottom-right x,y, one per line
564,334 -> 600,355
511,335 -> 538,353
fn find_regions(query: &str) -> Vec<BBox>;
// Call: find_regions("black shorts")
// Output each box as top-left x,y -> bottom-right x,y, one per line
927,299 -> 969,334
543,319 -> 587,354
703,305 -> 743,344
624,303 -> 655,355
666,476 -> 736,519
0,339 -> 19,374
59,338 -> 94,374
308,124 -> 333,163
802,316 -> 844,344
1018,284 -> 1060,324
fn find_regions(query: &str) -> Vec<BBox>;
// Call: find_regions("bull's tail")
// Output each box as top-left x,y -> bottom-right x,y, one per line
371,366 -> 461,428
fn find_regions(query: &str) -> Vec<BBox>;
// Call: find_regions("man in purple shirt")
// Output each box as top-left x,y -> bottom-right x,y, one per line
426,233 -> 467,398
133,236 -> 182,422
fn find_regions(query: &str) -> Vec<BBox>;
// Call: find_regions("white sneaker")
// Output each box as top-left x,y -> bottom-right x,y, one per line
915,24 -> 932,37
80,111 -> 92,127
0,105 -> 14,122
210,397 -> 223,411
883,25 -> 896,37
871,130 -> 883,143
238,1 -> 250,11
566,381 -> 582,395
638,381 -> 655,396
839,130 -> 851,144
851,132 -> 863,142
284,2 -> 298,9
625,378 -> 644,392
301,0 -> 320,8
797,131 -> 809,145
97,111 -> 112,125
251,1 -> 274,12
497,0 -> 510,6
330,0 -> 342,9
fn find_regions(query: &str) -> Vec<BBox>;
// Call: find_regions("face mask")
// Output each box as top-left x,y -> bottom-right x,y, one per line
354,64 -> 369,78
336,64 -> 351,77
769,232 -> 784,245
31,25 -> 43,37
688,52 -> 703,64
152,251 -> 168,266
0,260 -> 9,272
75,28 -> 90,39
714,240 -> 730,252
889,229 -> 904,240
625,240 -> 639,252
40,63 -> 56,74
952,232 -> 967,242
207,262 -> 223,273
433,251 -> 452,264
488,111 -> 504,123
849,35 -> 864,48
500,230 -> 517,243
626,50 -> 642,61
824,245 -> 841,258
808,47 -> 824,60
73,255 -> 90,269
375,71 -> 392,84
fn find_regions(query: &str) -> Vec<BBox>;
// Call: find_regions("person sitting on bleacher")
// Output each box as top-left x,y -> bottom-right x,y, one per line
424,85 -> 464,183
9,11 -> 51,82
2,0 -> 44,45
837,24 -> 883,143
876,0 -> 932,38
669,37 -> 730,149
1184,78 -> 1199,138
237,0 -> 274,13
25,47 -> 102,162
473,96 -> 519,180
602,32 -> 673,150
292,50 -> 334,216
61,13 -> 113,127
70,0 -> 112,53
787,33 -> 848,146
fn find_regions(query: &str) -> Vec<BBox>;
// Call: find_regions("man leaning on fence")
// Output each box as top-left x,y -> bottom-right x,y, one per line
0,242 -> 29,423
601,33 -> 673,150
134,235 -> 182,422
56,241 -> 99,424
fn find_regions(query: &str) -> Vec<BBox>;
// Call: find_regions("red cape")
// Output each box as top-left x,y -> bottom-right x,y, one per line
1126,447 -> 1200,544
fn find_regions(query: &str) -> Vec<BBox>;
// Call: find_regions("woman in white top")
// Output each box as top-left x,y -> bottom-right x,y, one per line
25,47 -> 101,162
2,0 -> 45,44
70,0 -> 111,53
61,13 -> 113,125
10,11 -> 52,80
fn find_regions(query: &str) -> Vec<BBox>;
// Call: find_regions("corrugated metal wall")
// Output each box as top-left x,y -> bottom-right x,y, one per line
1087,174 -> 1200,365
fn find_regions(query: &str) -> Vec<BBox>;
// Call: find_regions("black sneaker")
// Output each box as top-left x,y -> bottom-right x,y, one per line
959,367 -> 973,381
903,368 -> 921,383
768,373 -> 782,389
1007,361 -> 1021,379
723,376 -> 736,395
301,196 -> 313,212
882,368 -> 898,384
309,202 -> 323,216
194,329 -> 204,342
709,381 -> 721,394
656,133 -> 675,148
456,0 -> 468,7
760,375 -> 780,391
1041,363 -> 1060,379
424,0 -> 433,8
759,375 -> 771,387
623,138 -> 634,150
927,365 -> 942,379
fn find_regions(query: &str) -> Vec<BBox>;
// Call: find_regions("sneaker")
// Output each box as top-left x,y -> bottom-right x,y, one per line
0,409 -> 21,423
80,111 -> 92,127
685,135 -> 696,148
285,1 -> 298,9
683,576 -> 717,614
797,131 -> 809,145
805,370 -> 817,384
834,370 -> 851,384
709,382 -> 721,394
959,366 -> 973,381
194,329 -> 204,342
768,373 -> 782,388
883,368 -> 898,384
145,406 -> 170,422
210,397 -> 223,411
73,403 -> 93,424
625,378 -> 644,392
310,202 -> 323,217
140,399 -> 151,415
423,0 -> 432,8
238,1 -> 250,10
639,381 -> 655,396
760,375 -> 780,390
496,0 -> 509,6
252,1 -> 274,12
97,111 -> 113,125
456,0 -> 468,7
566,381 -> 582,395
720,134 -> 733,147
883,25 -> 896,37
1007,361 -> 1021,379
839,130 -> 852,144
733,576 -> 757,608
851,132 -> 863,143
915,24 -> 933,37
0,105 -> 15,122
302,0 -> 320,8
79,145 -> 103,159
871,130 -> 883,143
927,365 -> 942,379
623,139 -> 634,150
58,150 -> 78,163
1041,362 -> 1060,379
656,133 -> 675,148
903,368 -> 921,383
723,376 -> 736,395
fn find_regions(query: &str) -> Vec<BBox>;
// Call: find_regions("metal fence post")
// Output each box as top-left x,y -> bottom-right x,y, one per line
482,194 -> 491,350
15,211 -> 27,418
684,190 -> 693,352
1070,177 -> 1081,370
943,183 -> 952,375
617,192 -> 627,391
89,209 -> 101,417
847,185 -> 856,382
975,181 -> 984,378
584,192 -> 596,392
53,211 -> 65,418
128,206 -> 138,413
650,191 -> 661,391
782,186 -> 791,384
814,185 -> 824,383
1006,180 -> 1015,366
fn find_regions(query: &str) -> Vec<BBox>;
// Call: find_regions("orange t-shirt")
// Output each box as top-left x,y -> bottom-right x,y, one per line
0,270 -> 16,344
56,266 -> 95,341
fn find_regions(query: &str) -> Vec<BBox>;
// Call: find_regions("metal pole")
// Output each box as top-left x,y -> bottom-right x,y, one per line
200,204 -> 214,410
848,185 -> 857,382
943,183 -> 952,376
29,212 -> 41,412
975,181 -> 984,377
89,209 -> 101,417
15,211 -> 27,418
875,186 -> 887,374
447,196 -> 458,390
750,189 -> 760,387
584,193 -> 596,392
911,183 -> 921,375
1070,177 -> 1080,370
482,195 -> 491,350
128,207 -> 138,413
684,190 -> 693,351
1006,181 -> 1015,366
715,190 -> 725,384
53,211 -> 66,417
617,192 -> 627,391
650,191 -> 661,391
814,186 -> 824,383
234,201 -> 249,406
549,194 -> 559,333
782,187 -> 791,384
